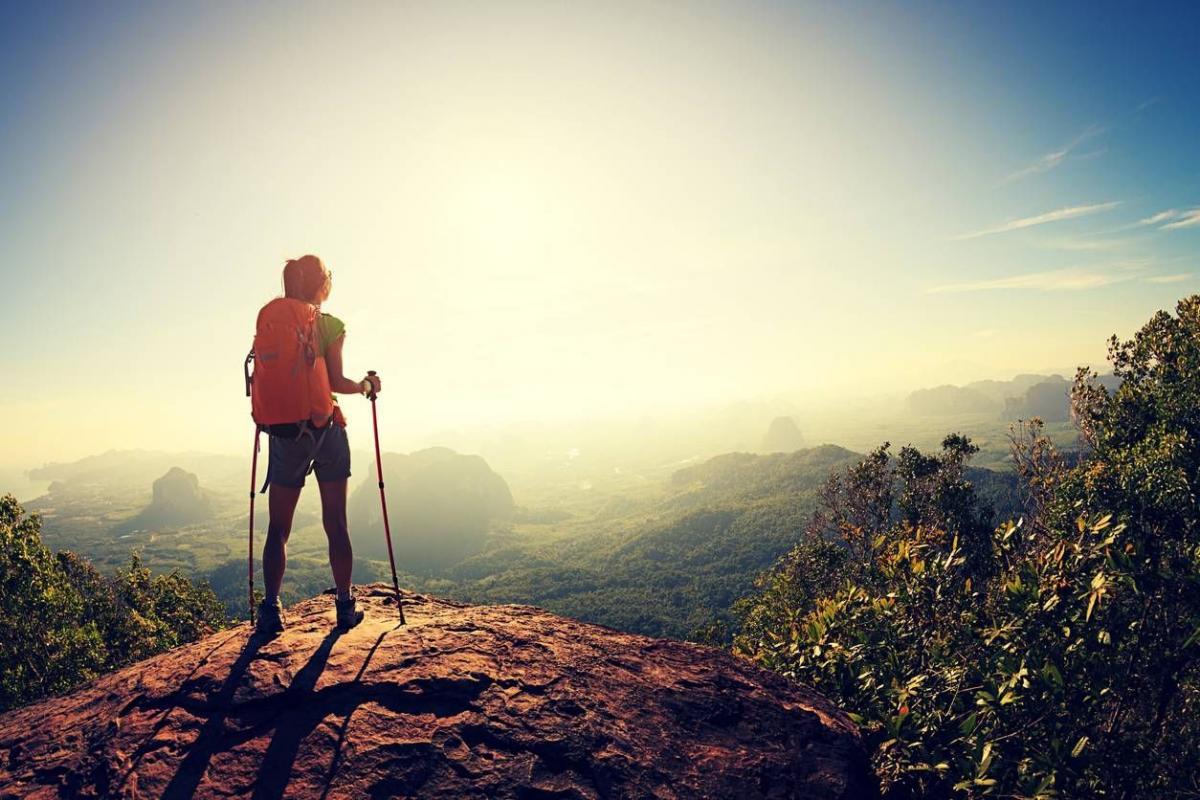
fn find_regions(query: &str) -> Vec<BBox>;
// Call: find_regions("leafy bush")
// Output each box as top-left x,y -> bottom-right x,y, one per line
0,496 -> 229,712
733,297 -> 1200,798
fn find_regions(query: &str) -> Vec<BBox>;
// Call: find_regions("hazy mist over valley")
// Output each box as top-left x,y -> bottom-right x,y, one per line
5,367 -> 1085,637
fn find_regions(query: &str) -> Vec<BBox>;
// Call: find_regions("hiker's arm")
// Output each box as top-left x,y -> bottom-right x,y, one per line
324,335 -> 381,395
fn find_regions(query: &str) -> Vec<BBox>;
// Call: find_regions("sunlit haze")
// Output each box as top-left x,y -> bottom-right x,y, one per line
2,2 -> 1197,468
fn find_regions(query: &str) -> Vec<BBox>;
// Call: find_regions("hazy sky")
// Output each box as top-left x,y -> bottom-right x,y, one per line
2,1 -> 1198,467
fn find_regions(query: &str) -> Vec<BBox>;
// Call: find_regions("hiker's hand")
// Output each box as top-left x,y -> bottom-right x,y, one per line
363,374 -> 381,396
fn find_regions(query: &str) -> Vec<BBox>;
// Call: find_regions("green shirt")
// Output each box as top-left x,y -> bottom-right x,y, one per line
318,313 -> 345,356
318,313 -> 347,425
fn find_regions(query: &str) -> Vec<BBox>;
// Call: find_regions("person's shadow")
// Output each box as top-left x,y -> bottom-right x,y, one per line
161,625 -> 396,800
161,632 -> 274,800
114,629 -> 246,796
253,627 -> 390,799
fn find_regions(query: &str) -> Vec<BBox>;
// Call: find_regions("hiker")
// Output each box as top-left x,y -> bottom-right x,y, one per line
248,255 -> 380,636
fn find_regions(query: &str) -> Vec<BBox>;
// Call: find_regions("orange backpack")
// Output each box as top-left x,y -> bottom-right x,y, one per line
246,298 -> 335,427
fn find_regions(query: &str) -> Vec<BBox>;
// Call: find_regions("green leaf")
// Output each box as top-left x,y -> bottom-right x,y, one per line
1071,735 -> 1089,758
1042,662 -> 1064,688
1184,624 -> 1200,649
977,741 -> 994,778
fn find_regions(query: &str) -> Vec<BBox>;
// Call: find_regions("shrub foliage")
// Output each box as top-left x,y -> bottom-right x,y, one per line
0,496 -> 229,712
734,297 -> 1200,798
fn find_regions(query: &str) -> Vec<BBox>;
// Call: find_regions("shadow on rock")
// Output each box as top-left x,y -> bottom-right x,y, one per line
162,632 -> 269,800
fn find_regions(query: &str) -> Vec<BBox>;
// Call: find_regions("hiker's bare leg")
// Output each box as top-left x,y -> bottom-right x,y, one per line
318,478 -> 353,596
264,484 -> 302,599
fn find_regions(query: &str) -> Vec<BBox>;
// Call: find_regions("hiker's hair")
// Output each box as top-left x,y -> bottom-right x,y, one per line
282,255 -> 330,304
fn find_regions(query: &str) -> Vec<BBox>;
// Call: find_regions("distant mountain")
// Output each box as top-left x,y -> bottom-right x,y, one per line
28,449 -> 242,491
348,447 -> 514,574
907,373 -> 1122,421
451,445 -> 865,638
669,444 -> 857,501
760,416 -> 806,453
117,467 -> 214,531
965,374 -> 1057,404
1002,375 -> 1072,422
1002,374 -> 1122,423
906,385 -> 1000,415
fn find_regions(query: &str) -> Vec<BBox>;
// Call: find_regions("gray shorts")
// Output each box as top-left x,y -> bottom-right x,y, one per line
266,424 -> 351,488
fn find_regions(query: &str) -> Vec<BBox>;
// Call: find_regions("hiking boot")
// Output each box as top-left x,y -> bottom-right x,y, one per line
255,599 -> 285,637
335,594 -> 364,630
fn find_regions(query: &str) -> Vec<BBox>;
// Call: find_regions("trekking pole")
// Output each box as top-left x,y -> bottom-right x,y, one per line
367,370 -> 406,624
248,426 -> 261,625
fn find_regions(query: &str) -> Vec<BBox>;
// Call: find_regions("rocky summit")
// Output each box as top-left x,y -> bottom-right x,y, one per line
0,585 -> 875,799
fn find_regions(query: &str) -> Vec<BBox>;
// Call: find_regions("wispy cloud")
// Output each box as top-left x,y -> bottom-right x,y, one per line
1161,209 -> 1200,230
1134,207 -> 1200,230
927,267 -> 1138,294
1144,273 -> 1193,284
1139,209 -> 1182,226
1001,125 -> 1105,184
955,201 -> 1120,240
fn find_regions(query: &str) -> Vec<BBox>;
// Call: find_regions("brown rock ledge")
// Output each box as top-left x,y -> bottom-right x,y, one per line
0,584 -> 876,799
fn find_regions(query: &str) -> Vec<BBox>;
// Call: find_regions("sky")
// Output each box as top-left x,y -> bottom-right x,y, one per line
1,1 -> 1198,468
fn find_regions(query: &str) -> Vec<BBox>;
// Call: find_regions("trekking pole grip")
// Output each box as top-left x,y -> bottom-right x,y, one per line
367,370 -> 378,401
